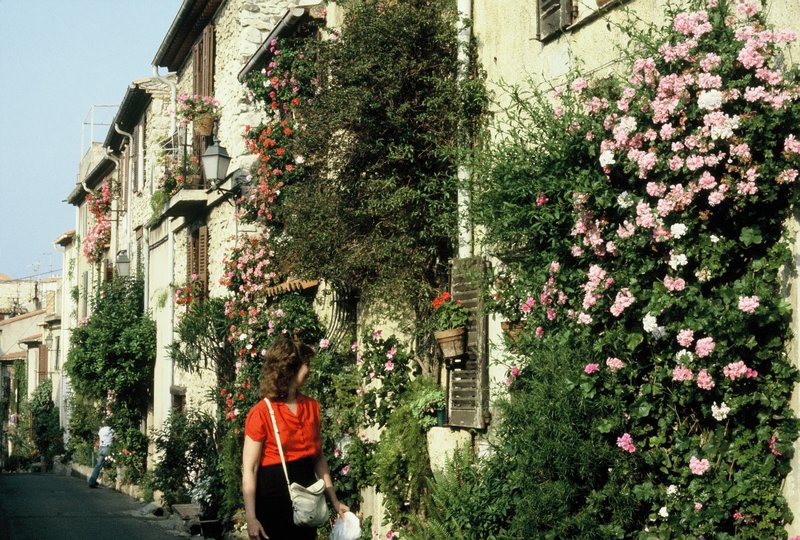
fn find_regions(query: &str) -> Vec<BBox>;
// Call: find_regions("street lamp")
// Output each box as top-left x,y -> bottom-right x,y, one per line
201,132 -> 231,188
116,251 -> 130,278
44,332 -> 53,349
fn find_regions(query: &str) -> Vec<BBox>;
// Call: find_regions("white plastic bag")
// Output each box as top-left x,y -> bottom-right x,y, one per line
330,511 -> 361,540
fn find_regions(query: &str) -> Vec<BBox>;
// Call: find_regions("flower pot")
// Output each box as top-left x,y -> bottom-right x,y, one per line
186,174 -> 203,189
434,327 -> 466,359
501,321 -> 524,343
436,407 -> 447,426
194,114 -> 215,136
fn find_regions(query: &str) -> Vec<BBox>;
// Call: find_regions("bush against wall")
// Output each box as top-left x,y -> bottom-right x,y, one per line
474,0 -> 800,536
65,277 -> 156,482
29,379 -> 65,470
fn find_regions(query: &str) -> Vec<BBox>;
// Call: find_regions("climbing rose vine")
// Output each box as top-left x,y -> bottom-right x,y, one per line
477,0 -> 800,536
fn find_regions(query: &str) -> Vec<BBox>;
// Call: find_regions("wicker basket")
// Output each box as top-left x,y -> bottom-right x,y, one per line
434,327 -> 466,359
194,114 -> 215,136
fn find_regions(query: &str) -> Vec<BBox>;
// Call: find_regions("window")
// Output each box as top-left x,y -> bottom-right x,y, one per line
187,224 -> 209,301
446,257 -> 490,429
539,0 -> 573,40
192,25 -> 216,182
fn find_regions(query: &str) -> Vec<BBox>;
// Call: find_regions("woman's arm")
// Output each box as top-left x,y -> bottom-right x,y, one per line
242,435 -> 269,539
314,451 -> 350,518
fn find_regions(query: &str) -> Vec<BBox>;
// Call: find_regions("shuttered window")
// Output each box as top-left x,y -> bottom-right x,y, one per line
131,125 -> 139,193
539,0 -> 573,40
188,224 -> 209,301
192,25 -> 215,181
38,344 -> 48,384
447,257 -> 489,429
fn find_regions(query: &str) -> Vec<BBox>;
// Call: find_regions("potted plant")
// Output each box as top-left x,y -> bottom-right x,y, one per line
176,93 -> 220,136
431,291 -> 469,358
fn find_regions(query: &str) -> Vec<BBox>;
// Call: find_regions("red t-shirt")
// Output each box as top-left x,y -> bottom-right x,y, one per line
244,394 -> 322,467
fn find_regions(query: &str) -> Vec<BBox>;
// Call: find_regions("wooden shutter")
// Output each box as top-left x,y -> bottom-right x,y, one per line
188,230 -> 198,280
447,257 -> 489,429
131,126 -> 139,193
193,25 -> 215,177
38,344 -> 48,384
104,260 -> 114,283
198,225 -> 209,300
539,0 -> 573,39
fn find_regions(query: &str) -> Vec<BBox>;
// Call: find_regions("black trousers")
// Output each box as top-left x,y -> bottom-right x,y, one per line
255,456 -> 318,540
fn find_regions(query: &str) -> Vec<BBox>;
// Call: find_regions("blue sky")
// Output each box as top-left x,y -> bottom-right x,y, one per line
0,0 -> 182,279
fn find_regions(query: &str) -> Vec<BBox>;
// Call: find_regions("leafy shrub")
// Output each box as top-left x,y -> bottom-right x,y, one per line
150,408 -> 219,515
29,379 -> 65,470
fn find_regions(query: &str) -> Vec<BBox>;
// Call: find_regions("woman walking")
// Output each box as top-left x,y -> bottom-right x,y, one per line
242,338 -> 349,539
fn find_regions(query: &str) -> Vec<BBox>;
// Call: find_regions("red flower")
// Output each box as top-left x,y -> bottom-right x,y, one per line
441,292 -> 451,301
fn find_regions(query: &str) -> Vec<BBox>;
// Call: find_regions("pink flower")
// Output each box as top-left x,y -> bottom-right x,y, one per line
571,77 -> 588,92
723,360 -> 758,380
610,288 -> 636,317
664,275 -> 686,292
696,369 -> 715,390
689,456 -> 710,475
677,329 -> 694,347
384,360 -> 395,371
695,502 -> 703,512
606,357 -> 625,371
386,346 -> 397,359
510,365 -> 522,378
617,433 -> 636,453
577,312 -> 593,325
769,434 -> 783,456
695,337 -> 715,358
351,341 -> 359,352
784,135 -> 800,154
584,363 -> 600,375
738,295 -> 760,313
341,464 -> 350,475
672,366 -> 694,382
319,338 -> 330,349
535,326 -> 545,338
521,296 -> 536,314
536,192 -> 549,206
372,329 -> 383,340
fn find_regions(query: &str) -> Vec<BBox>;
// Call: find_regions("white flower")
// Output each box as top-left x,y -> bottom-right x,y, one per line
697,89 -> 723,110
600,150 -> 616,167
670,223 -> 687,239
617,191 -> 633,208
710,235 -> 720,243
658,506 -> 670,518
666,485 -> 679,496
643,314 -> 658,333
668,252 -> 688,270
238,333 -> 248,341
710,115 -> 740,141
294,155 -> 306,164
652,326 -> 667,339
675,349 -> 695,363
618,116 -> 637,134
711,401 -> 730,421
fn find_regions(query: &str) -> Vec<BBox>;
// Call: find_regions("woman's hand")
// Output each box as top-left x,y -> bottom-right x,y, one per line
246,517 -> 269,539
335,501 -> 350,519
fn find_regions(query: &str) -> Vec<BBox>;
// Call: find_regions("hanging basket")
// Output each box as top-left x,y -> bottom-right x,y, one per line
434,327 -> 466,359
501,321 -> 524,343
194,114 -> 215,136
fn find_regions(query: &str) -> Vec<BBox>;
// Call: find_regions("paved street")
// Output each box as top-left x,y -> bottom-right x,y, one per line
0,472 -> 180,539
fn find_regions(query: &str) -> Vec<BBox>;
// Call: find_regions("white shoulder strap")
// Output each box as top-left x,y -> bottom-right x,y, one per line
264,398 -> 292,488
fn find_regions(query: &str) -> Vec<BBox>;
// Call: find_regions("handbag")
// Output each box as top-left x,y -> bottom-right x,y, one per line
265,398 -> 330,527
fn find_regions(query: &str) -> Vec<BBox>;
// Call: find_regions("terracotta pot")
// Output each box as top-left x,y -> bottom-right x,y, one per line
194,114 -> 215,136
501,321 -> 524,343
596,0 -> 614,8
434,327 -> 466,359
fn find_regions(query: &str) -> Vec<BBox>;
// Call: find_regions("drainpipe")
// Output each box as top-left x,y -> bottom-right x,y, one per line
457,0 -> 474,259
166,224 -> 175,402
152,66 -> 177,135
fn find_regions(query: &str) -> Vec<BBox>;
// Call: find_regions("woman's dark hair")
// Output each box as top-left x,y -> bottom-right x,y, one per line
259,338 -> 315,399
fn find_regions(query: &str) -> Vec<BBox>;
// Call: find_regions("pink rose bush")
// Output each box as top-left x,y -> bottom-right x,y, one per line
82,182 -> 112,263
477,0 -> 800,534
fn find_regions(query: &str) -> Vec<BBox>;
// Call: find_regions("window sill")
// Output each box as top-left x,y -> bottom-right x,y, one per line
537,0 -> 631,44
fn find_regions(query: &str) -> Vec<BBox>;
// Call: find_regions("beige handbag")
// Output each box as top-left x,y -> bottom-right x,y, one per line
265,398 -> 329,527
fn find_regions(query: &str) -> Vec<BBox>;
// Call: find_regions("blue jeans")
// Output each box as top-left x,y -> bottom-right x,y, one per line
88,446 -> 110,486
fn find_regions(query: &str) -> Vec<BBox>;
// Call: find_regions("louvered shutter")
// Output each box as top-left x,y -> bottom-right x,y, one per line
192,26 -> 215,185
38,345 -> 48,384
131,127 -> 139,193
447,257 -> 489,429
188,230 -> 198,281
197,225 -> 209,301
539,0 -> 573,40
202,25 -> 215,96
